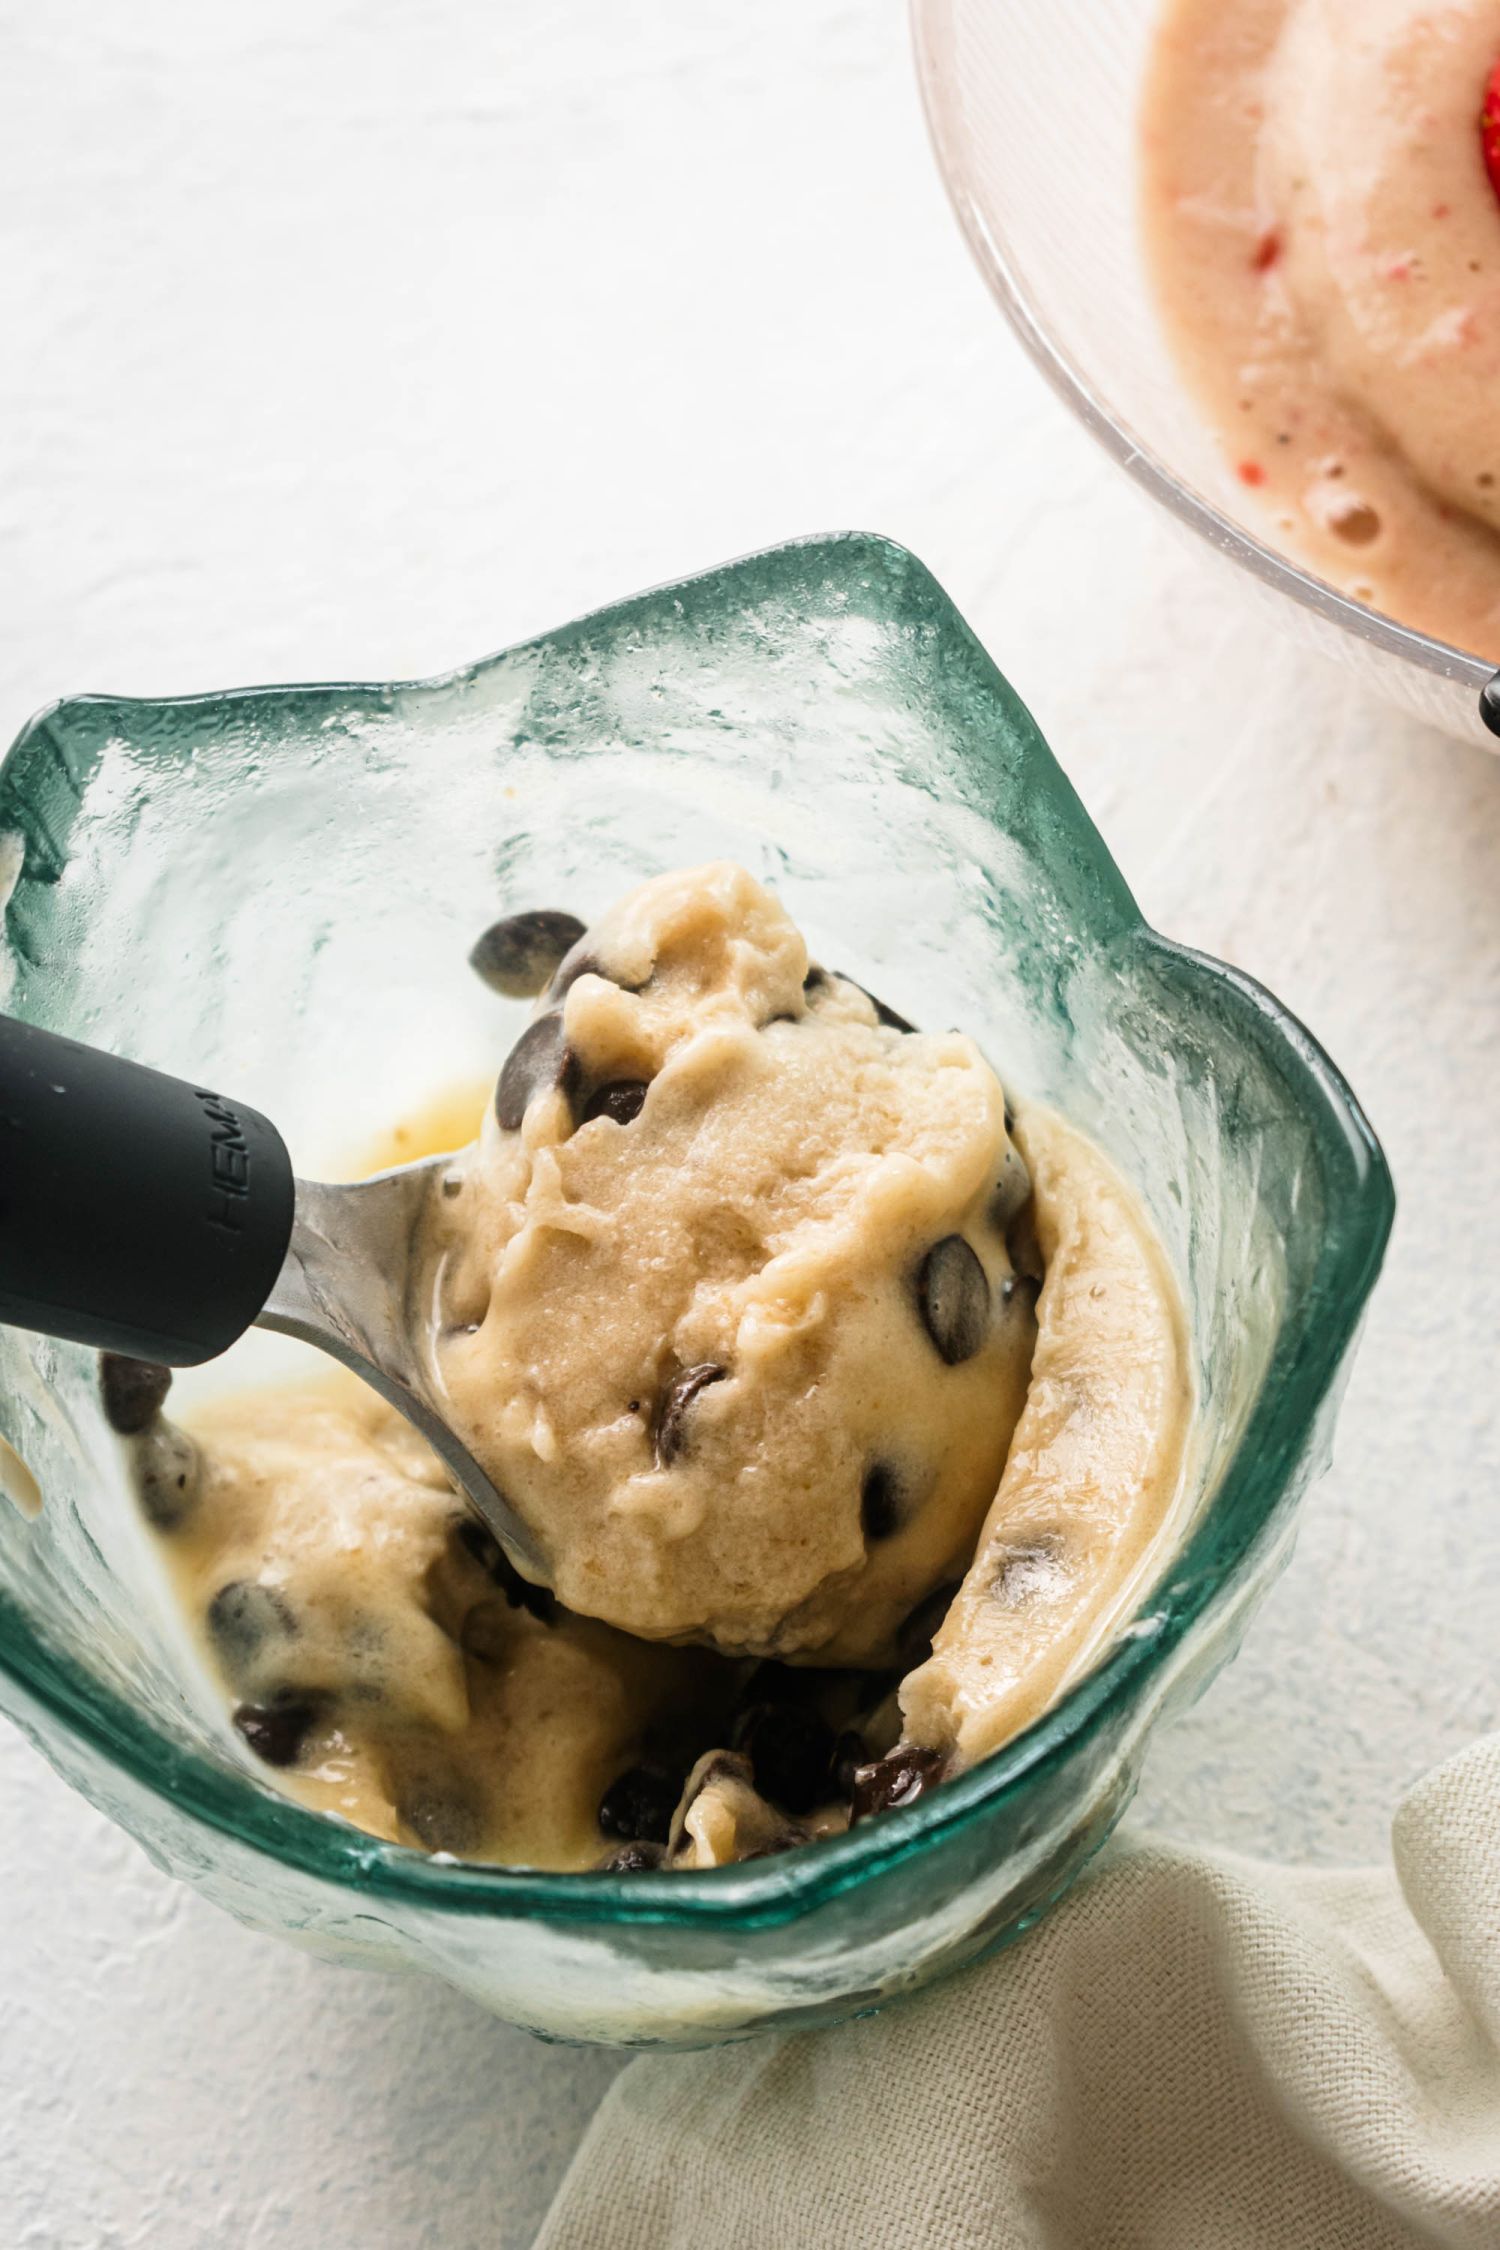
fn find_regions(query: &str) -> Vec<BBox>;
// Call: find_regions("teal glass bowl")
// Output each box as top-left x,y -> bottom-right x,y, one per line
0,534 -> 1391,2048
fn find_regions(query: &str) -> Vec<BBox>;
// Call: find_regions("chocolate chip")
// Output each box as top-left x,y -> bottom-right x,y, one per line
737,1658 -> 823,1709
600,1841 -> 665,1873
598,1764 -> 680,1844
454,1514 -> 556,1626
831,1729 -> 866,1800
653,1363 -> 726,1468
989,1143 -> 1032,1231
135,1425 -> 200,1532
99,1353 -> 172,1436
726,1657 -> 891,1748
836,972 -> 916,1033
469,909 -> 586,999
400,1782 -> 484,1855
233,1695 -> 319,1768
547,950 -> 596,1000
849,1743 -> 946,1825
896,1580 -> 961,1672
639,1705 -> 724,1784
865,989 -> 916,1034
916,1235 -> 990,1364
802,965 -> 830,996
581,1079 -> 648,1127
547,937 -> 633,1002
851,1665 -> 903,1714
860,1462 -> 902,1543
733,1702 -> 837,1814
495,1011 -> 579,1131
207,1581 -> 297,1682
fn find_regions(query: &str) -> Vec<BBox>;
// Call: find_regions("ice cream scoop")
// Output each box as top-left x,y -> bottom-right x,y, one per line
0,861 -> 1039,1670
0,1013 -> 548,1582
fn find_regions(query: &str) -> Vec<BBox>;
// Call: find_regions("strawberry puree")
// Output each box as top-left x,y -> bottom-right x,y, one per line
1142,0 -> 1500,661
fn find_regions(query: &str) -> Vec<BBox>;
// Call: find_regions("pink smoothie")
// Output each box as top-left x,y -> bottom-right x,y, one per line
1142,0 -> 1500,661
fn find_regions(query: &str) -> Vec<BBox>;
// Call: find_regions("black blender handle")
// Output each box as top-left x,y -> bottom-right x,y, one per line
0,1016 -> 296,1366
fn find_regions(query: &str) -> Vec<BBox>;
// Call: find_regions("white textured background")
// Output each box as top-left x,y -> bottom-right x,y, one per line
3,2 -> 1498,2244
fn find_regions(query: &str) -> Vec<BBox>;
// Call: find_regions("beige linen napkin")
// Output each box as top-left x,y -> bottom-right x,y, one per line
538,1736 -> 1500,2249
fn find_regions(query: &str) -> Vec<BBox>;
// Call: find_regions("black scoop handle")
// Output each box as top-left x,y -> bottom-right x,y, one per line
0,1016 -> 296,1366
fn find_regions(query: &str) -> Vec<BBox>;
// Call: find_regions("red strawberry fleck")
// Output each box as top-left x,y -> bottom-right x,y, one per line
1237,460 -> 1267,487
1251,227 -> 1282,272
1483,59 -> 1500,204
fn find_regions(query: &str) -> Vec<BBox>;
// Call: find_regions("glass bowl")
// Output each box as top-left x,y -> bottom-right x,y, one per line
0,533 -> 1391,2047
912,0 -> 1500,750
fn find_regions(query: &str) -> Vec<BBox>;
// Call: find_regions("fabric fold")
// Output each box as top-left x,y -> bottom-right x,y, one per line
537,1735 -> 1500,2250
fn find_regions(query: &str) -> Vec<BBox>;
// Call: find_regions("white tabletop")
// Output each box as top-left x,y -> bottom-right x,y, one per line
4,3 -> 1498,2243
